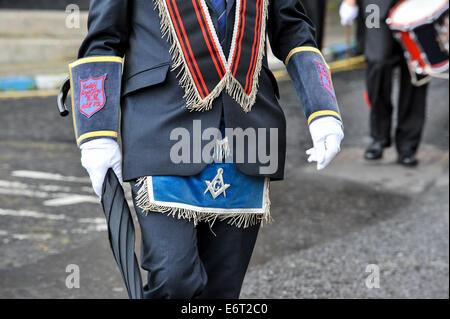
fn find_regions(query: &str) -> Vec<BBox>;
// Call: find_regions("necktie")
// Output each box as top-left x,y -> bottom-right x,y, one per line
211,0 -> 227,48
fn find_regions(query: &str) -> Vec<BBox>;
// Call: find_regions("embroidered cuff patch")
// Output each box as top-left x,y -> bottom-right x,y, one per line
315,60 -> 336,99
69,56 -> 123,146
79,74 -> 107,118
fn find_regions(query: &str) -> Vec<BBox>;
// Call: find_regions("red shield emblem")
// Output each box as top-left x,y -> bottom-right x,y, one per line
315,61 -> 336,99
79,75 -> 107,118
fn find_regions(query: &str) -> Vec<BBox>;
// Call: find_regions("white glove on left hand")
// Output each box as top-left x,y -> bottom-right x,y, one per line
80,138 -> 123,197
340,1 -> 359,26
307,117 -> 344,170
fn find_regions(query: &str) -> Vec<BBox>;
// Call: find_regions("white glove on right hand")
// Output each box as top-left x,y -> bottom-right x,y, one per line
80,138 -> 123,197
340,1 -> 359,26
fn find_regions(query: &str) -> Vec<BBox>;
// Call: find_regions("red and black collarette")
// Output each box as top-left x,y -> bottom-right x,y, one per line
156,0 -> 269,112
230,0 -> 264,95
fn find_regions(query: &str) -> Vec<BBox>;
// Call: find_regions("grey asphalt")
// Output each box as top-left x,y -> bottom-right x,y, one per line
0,68 -> 448,299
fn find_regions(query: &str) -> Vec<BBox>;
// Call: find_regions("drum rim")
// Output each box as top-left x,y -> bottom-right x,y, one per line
387,0 -> 449,31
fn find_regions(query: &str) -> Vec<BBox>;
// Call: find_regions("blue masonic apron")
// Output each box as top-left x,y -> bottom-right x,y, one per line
136,119 -> 271,228
135,0 -> 271,228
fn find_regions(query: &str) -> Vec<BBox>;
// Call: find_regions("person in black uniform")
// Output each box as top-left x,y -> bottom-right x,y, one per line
341,0 -> 429,166
301,0 -> 327,49
302,0 -> 365,55
355,0 -> 366,55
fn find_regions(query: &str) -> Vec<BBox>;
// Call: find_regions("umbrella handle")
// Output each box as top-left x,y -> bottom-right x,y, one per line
57,77 -> 71,117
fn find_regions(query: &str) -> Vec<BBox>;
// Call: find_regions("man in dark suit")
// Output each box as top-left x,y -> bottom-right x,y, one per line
340,0 -> 429,166
300,0 -> 327,49
69,0 -> 344,298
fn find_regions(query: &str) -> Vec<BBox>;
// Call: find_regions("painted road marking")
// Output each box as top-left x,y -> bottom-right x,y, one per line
0,209 -> 108,226
0,179 -> 75,193
0,209 -> 108,242
11,233 -> 53,241
0,89 -> 59,100
0,178 -> 97,207
0,187 -> 97,206
0,208 -> 66,220
77,218 -> 108,232
43,195 -> 99,206
71,224 -> 108,234
78,217 -> 106,224
0,187 -> 53,199
0,231 -> 53,241
12,170 -> 90,183
5,171 -> 129,206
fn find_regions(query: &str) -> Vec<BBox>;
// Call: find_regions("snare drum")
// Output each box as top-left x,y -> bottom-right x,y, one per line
387,0 -> 449,81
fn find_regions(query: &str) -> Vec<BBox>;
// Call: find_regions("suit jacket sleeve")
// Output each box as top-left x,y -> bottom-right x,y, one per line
69,0 -> 130,147
268,0 -> 342,126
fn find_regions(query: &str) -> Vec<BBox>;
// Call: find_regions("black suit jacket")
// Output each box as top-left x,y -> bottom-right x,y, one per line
77,0 -> 318,182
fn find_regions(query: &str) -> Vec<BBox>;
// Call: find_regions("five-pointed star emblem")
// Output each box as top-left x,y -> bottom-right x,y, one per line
204,168 -> 231,199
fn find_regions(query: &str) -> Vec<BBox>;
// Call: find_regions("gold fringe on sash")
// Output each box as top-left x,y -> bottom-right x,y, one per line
153,0 -> 270,113
225,0 -> 270,113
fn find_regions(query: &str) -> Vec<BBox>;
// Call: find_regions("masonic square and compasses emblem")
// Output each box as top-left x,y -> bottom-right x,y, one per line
204,168 -> 231,199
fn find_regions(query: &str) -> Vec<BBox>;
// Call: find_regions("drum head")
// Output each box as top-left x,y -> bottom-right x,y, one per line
388,0 -> 449,30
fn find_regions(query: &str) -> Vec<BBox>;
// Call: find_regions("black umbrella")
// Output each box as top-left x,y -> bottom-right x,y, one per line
57,80 -> 143,299
101,168 -> 144,299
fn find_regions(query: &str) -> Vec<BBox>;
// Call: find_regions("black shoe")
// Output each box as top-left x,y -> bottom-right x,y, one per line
398,154 -> 419,167
364,141 -> 388,160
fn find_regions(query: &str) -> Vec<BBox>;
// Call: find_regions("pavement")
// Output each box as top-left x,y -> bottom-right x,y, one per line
0,9 -> 88,77
242,169 -> 449,299
0,2 -> 351,86
0,66 -> 448,299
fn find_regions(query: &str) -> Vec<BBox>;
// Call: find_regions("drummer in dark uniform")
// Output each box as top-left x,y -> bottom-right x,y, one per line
301,0 -> 327,49
340,0 -> 430,166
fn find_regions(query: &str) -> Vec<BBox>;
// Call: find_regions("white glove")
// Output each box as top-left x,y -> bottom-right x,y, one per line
340,1 -> 359,26
80,138 -> 123,197
306,117 -> 344,170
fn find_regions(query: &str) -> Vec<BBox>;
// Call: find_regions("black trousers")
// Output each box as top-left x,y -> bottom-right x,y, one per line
363,0 -> 429,156
300,0 -> 326,49
355,0 -> 366,55
131,182 -> 260,299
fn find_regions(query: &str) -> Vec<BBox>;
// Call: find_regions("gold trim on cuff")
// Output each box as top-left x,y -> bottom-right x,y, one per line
307,110 -> 342,126
285,46 -> 330,69
68,56 -> 123,143
77,131 -> 118,146
69,56 -> 124,69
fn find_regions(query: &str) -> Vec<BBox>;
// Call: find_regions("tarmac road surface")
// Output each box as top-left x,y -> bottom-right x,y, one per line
0,68 -> 448,298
